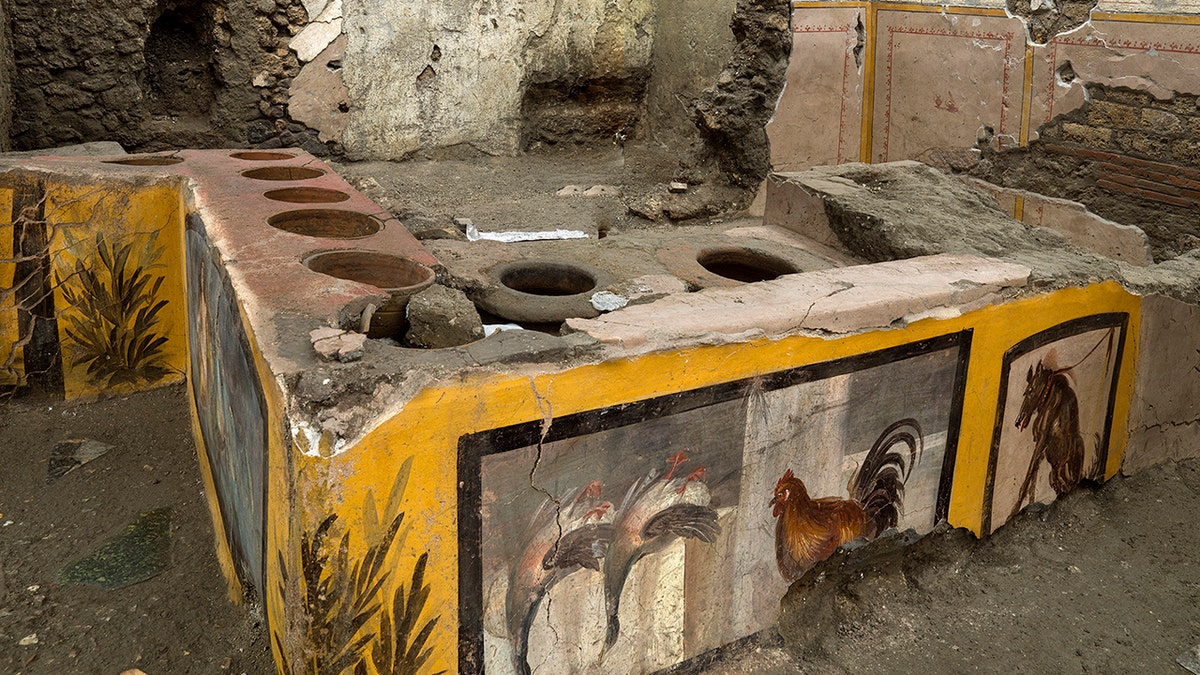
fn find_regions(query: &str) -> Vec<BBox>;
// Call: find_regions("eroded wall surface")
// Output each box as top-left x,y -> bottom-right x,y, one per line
337,0 -> 655,158
7,0 -> 330,154
0,0 -> 12,152
768,0 -> 1200,257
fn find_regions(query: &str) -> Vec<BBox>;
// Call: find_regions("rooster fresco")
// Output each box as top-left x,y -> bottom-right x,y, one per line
602,450 -> 720,652
505,481 -> 615,675
771,419 -> 923,582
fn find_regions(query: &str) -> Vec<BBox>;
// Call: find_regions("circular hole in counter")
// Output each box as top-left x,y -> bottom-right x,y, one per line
231,151 -> 296,161
241,166 -> 325,181
477,259 -> 610,327
264,187 -> 351,204
304,250 -> 435,292
268,209 -> 381,238
103,156 -> 184,166
499,260 -> 597,296
697,248 -> 798,283
305,250 -> 435,340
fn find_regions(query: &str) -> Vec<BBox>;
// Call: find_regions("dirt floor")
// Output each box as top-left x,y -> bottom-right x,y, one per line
2,382 -> 1199,674
0,385 -> 273,675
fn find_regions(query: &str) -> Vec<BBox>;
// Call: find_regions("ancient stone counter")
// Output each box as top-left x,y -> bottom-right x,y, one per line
3,153 -> 1192,674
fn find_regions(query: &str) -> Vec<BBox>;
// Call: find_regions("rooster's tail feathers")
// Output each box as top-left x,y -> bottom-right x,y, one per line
851,418 -> 923,536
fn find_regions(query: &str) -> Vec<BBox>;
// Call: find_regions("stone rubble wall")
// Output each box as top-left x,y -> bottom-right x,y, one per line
7,0 -> 330,154
0,0 -> 11,151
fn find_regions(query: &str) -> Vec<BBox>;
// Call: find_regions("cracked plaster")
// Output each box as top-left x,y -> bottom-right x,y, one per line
337,0 -> 654,158
1123,294 -> 1200,474
290,0 -> 343,64
566,253 -> 1030,351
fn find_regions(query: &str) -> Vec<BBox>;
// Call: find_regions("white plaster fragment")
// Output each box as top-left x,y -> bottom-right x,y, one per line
483,323 -> 522,336
291,420 -> 350,458
972,39 -> 1004,52
292,422 -> 323,457
290,0 -> 343,63
464,222 -> 589,242
590,291 -> 629,312
302,0 -> 329,20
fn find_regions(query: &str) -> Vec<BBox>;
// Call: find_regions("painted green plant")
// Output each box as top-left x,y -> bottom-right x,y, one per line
277,457 -> 442,675
55,230 -> 171,387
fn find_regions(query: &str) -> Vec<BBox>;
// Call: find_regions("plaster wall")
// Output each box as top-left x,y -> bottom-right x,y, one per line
642,0 -> 737,148
1122,294 -> 1200,474
339,0 -> 655,158
769,1 -> 1200,170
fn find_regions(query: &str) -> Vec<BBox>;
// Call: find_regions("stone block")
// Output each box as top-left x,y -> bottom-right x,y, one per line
1086,100 -> 1140,128
762,173 -> 844,250
963,178 -> 1154,266
1170,139 -> 1200,166
404,285 -> 484,349
1062,122 -> 1113,147
1141,108 -> 1184,136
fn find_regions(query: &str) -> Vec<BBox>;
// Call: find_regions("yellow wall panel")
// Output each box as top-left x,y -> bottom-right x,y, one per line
45,182 -> 186,399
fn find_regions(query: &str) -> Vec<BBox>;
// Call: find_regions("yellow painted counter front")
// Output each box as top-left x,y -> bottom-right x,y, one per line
271,281 -> 1139,675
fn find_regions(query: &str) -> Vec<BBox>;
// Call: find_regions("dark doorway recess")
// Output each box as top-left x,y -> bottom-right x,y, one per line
144,1 -> 217,119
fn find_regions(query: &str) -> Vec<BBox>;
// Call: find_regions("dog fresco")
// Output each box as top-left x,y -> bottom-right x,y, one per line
186,217 -> 269,598
984,313 -> 1128,533
458,331 -> 970,674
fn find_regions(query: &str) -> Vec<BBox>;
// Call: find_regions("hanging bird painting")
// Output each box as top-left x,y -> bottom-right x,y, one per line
601,450 -> 720,653
505,481 -> 615,675
771,419 -> 923,582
